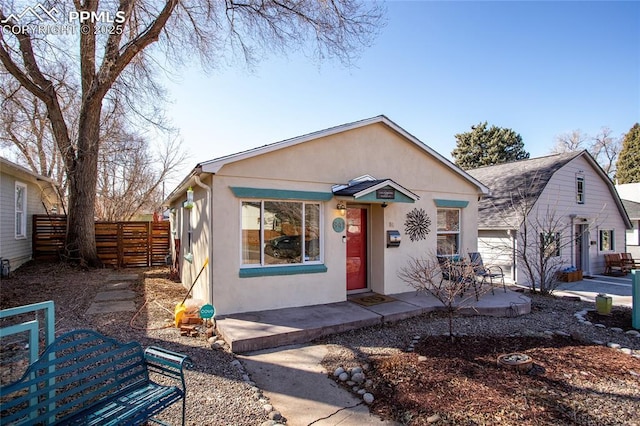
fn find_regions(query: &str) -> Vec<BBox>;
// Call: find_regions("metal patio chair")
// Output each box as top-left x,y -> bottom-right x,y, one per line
468,252 -> 507,295
436,255 -> 479,300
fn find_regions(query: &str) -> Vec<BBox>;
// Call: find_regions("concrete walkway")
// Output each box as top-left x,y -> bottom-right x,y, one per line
217,289 -> 531,353
553,273 -> 634,307
86,273 -> 139,315
239,345 -> 400,426
235,288 -> 529,426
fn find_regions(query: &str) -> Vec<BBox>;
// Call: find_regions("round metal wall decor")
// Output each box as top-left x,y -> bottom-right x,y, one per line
404,208 -> 431,242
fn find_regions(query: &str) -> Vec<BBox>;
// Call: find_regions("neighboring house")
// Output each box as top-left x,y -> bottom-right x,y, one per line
0,157 -> 61,271
164,116 -> 489,315
617,182 -> 640,258
467,151 -> 631,284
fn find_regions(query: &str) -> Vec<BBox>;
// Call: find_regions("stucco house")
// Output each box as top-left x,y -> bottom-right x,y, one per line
165,116 -> 489,315
617,182 -> 640,259
467,151 -> 631,284
0,157 -> 61,272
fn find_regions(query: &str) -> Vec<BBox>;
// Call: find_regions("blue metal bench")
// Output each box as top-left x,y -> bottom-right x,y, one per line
0,329 -> 192,425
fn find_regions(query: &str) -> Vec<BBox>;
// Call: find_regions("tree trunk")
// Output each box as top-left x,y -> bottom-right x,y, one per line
65,102 -> 102,267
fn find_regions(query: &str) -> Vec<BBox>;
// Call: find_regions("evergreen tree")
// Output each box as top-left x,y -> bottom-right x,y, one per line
452,122 -> 530,169
615,123 -> 640,183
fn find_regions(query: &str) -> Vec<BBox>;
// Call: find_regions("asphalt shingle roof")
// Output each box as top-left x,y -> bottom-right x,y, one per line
467,152 -> 583,229
332,179 -> 390,196
622,199 -> 640,220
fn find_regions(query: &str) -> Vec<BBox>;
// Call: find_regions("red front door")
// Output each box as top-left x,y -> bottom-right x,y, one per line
346,207 -> 367,291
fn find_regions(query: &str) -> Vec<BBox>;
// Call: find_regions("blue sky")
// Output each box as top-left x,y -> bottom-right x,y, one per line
163,1 -> 639,180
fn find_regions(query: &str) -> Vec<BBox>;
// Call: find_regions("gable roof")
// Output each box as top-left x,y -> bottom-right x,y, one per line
622,199 -> 640,220
467,151 -> 632,229
165,115 -> 489,204
332,177 -> 419,203
1,157 -> 62,211
1,157 -> 57,185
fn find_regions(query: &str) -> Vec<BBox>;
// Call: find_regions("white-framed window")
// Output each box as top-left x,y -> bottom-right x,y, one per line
576,175 -> 585,204
436,208 -> 460,256
599,229 -> 614,251
241,200 -> 322,266
15,182 -> 27,239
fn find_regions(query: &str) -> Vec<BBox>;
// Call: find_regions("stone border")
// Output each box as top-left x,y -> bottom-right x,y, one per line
574,309 -> 640,358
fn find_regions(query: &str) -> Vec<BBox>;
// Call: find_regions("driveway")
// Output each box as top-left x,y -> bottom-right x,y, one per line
554,273 -> 636,307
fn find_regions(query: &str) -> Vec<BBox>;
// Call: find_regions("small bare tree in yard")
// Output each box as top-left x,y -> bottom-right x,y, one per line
517,204 -> 570,294
399,255 -> 491,341
0,0 -> 383,266
494,175 -> 604,295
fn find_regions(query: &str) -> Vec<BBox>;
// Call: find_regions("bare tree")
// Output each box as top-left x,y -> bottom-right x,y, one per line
398,255 -> 492,340
589,127 -> 620,179
0,73 -> 71,210
488,175 -> 605,294
551,127 -> 621,179
1,72 -> 185,221
517,204 -> 570,294
96,132 -> 186,221
551,129 -> 588,154
0,0 -> 383,266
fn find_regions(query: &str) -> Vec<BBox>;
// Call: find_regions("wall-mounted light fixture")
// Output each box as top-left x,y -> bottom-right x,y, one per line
183,187 -> 195,209
381,202 -> 388,208
336,201 -> 346,216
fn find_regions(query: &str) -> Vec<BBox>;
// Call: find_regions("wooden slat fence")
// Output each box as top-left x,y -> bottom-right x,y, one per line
32,215 -> 170,268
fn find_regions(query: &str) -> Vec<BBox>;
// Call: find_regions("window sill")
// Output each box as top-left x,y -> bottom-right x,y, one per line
239,264 -> 327,278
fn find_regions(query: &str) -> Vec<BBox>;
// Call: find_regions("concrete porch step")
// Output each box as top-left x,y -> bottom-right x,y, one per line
216,289 -> 531,353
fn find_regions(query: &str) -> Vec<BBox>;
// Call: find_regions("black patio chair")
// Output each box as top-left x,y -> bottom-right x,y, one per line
468,252 -> 507,295
436,255 -> 479,300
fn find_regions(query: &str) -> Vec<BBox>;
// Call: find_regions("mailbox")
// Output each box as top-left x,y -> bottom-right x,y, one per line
387,230 -> 401,248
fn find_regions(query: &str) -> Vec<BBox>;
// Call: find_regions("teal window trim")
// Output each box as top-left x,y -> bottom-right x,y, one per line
239,264 -> 328,278
231,186 -> 333,201
434,199 -> 469,208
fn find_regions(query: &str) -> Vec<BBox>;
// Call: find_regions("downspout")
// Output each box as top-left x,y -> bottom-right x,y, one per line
194,174 -> 214,306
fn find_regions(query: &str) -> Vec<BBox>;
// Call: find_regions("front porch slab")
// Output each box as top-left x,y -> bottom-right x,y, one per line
216,289 -> 531,353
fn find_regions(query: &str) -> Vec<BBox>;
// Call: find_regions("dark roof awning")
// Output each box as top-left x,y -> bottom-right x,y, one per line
332,178 -> 419,203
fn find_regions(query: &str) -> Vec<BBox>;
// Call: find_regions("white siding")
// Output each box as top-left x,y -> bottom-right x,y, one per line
519,155 -> 627,280
478,230 -> 515,281
626,220 -> 640,259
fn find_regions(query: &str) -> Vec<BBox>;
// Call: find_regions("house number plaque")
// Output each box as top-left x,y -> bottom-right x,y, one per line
376,188 -> 395,200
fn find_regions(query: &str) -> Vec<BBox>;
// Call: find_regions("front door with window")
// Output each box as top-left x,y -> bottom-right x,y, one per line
346,207 -> 367,291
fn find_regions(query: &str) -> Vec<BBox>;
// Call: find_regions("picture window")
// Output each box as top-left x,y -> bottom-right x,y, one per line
241,200 -> 321,266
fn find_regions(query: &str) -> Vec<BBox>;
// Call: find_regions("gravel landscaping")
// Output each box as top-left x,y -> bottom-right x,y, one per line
1,263 -> 639,425
319,297 -> 640,425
